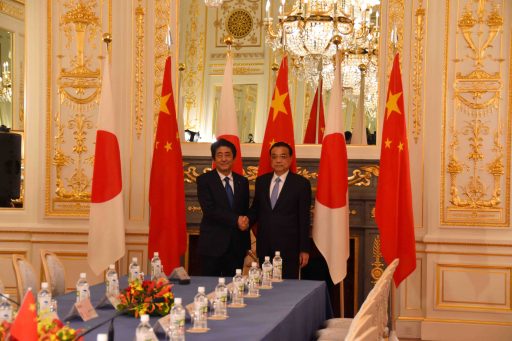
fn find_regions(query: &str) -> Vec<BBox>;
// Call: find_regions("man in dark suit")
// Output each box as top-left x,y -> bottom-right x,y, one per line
249,142 -> 312,279
197,139 -> 250,276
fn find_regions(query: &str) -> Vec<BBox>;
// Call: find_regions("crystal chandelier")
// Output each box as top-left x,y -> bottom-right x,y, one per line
0,61 -> 12,103
264,0 -> 380,90
204,0 -> 223,7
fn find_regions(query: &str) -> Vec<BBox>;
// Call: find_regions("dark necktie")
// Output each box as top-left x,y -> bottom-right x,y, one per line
224,177 -> 234,208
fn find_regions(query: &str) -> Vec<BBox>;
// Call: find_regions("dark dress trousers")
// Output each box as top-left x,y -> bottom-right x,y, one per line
250,172 -> 312,279
197,170 -> 250,276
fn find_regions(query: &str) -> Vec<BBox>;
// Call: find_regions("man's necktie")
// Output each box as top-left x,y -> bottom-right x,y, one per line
270,177 -> 281,209
224,177 -> 234,208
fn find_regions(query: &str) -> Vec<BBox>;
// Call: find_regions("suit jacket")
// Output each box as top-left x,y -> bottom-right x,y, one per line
197,170 -> 250,259
249,172 -> 311,278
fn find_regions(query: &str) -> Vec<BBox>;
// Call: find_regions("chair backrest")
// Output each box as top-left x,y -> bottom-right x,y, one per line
345,258 -> 399,341
12,254 -> 38,302
0,278 -> 4,294
40,250 -> 66,296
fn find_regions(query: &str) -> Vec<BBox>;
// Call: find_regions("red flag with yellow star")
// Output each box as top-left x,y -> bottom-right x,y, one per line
375,53 -> 416,287
10,290 -> 38,341
303,80 -> 325,144
149,56 -> 187,273
258,56 -> 296,176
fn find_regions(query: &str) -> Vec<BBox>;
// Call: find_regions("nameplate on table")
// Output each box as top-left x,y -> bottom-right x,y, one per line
75,298 -> 98,321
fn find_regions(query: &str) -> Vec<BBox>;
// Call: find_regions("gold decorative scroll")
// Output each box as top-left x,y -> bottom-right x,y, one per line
134,1 -> 144,139
153,0 -> 171,131
371,235 -> 384,285
387,0 -> 404,73
411,0 -> 426,143
442,0 -> 510,226
183,164 -> 378,186
180,0 -> 206,131
46,0 -> 110,216
0,0 -> 24,20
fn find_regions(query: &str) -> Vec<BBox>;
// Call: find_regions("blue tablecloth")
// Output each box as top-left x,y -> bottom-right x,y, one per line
58,276 -> 332,341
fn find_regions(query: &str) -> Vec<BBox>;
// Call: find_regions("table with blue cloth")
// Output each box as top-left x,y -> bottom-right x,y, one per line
58,276 -> 332,341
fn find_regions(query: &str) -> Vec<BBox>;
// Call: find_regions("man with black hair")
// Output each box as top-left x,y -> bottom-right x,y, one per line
249,141 -> 312,279
196,138 -> 250,276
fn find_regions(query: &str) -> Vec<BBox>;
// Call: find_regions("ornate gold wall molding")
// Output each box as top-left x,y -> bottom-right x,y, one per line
152,0 -> 171,132
411,0 -> 427,143
441,0 -> 510,226
371,235 -> 384,284
180,0 -> 206,131
0,0 -> 24,20
183,163 -> 378,186
214,0 -> 262,50
134,0 -> 144,139
46,0 -> 110,216
386,0 -> 405,72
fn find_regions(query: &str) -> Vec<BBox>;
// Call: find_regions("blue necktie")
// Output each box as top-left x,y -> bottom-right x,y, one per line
270,177 -> 281,209
224,177 -> 234,208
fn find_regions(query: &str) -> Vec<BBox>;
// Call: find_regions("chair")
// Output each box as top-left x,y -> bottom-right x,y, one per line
316,259 -> 400,341
12,254 -> 38,302
40,250 -> 66,296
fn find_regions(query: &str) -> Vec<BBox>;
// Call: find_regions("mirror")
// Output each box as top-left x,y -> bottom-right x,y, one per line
178,0 -> 380,145
0,29 -> 13,128
0,3 -> 25,208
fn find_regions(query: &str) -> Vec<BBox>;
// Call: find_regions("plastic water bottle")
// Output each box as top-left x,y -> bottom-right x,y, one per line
214,278 -> 228,317
150,252 -> 162,280
135,314 -> 152,341
262,256 -> 273,288
168,297 -> 185,341
272,251 -> 283,281
0,294 -> 12,322
248,262 -> 261,296
105,264 -> 119,296
193,287 -> 208,329
38,282 -> 52,314
232,269 -> 245,305
76,273 -> 90,303
129,257 -> 140,283
96,334 -> 108,341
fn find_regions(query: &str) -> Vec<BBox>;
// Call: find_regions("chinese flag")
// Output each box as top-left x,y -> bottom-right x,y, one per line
303,80 -> 325,144
312,51 -> 349,284
375,53 -> 416,287
215,52 -> 243,174
10,290 -> 38,341
88,59 -> 125,275
257,55 -> 296,176
149,56 -> 187,273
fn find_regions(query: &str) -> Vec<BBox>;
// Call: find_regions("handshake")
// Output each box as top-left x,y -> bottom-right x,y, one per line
237,216 -> 250,231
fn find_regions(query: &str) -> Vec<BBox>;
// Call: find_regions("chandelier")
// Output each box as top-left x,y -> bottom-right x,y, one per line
264,0 -> 380,90
204,0 -> 223,7
0,61 -> 12,103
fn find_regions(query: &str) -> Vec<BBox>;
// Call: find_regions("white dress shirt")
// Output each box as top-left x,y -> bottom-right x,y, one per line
217,170 -> 234,195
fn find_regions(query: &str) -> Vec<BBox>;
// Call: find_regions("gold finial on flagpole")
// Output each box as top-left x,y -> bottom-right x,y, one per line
166,25 -> 173,56
390,24 -> 398,55
224,35 -> 234,54
103,33 -> 112,51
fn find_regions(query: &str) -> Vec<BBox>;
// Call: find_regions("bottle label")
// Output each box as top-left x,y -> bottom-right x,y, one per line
152,263 -> 162,277
130,266 -> 140,281
216,289 -> 227,302
38,296 -> 50,312
0,308 -> 12,322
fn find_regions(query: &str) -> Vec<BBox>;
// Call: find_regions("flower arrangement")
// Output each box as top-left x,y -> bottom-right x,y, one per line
38,318 -> 82,340
0,318 -> 82,341
116,277 -> 174,318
